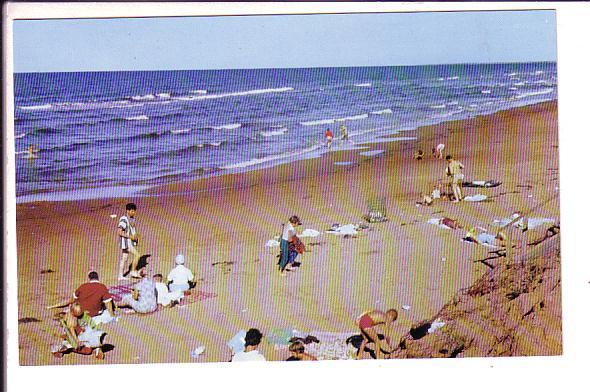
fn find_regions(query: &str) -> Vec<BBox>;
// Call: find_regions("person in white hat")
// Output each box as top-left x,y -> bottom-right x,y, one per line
167,254 -> 196,293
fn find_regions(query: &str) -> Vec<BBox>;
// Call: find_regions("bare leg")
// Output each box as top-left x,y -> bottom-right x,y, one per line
118,252 -> 129,279
357,335 -> 368,360
362,328 -> 383,359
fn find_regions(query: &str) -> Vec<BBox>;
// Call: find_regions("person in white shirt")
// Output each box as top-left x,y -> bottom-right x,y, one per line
278,215 -> 302,276
231,328 -> 266,362
167,254 -> 195,293
153,274 -> 183,308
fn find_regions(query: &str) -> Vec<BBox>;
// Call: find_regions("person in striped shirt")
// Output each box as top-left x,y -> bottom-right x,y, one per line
117,203 -> 140,280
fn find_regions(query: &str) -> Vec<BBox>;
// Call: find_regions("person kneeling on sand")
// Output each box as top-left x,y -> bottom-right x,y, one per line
167,254 -> 197,293
51,302 -> 108,360
356,308 -> 397,360
118,268 -> 158,314
154,273 -> 184,309
231,328 -> 266,362
286,341 -> 317,361
413,149 -> 424,160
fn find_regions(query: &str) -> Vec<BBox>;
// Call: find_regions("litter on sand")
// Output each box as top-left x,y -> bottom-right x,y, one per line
265,239 -> 280,247
428,318 -> 446,334
190,346 -> 205,358
402,305 -> 411,311
110,214 -> 117,219
464,194 -> 488,202
299,229 -> 321,238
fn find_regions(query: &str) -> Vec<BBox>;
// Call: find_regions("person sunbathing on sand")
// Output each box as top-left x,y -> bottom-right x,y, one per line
356,308 -> 397,360
440,217 -> 462,230
416,192 -> 434,206
286,341 -> 317,361
464,228 -> 507,247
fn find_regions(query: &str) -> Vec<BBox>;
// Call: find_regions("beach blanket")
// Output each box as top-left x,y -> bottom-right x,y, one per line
108,283 -> 135,302
493,217 -> 555,230
304,331 -> 357,360
463,180 -> 502,188
464,194 -> 488,202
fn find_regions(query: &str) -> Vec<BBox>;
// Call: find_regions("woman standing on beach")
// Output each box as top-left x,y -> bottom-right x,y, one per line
356,308 -> 397,359
278,215 -> 302,276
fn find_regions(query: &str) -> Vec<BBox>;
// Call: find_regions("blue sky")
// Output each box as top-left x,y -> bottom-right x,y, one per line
13,10 -> 557,73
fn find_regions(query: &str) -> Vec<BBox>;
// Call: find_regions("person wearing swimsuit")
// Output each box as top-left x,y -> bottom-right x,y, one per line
356,308 -> 398,359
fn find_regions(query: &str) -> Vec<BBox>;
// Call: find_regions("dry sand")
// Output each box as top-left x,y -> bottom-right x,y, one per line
16,101 -> 559,365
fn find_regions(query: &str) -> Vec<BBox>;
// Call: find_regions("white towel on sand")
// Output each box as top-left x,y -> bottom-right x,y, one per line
464,194 -> 488,202
326,224 -> 358,236
265,239 -> 280,247
427,218 -> 451,230
299,229 -> 321,238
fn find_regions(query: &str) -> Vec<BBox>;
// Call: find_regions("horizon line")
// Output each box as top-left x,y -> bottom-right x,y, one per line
14,60 -> 557,74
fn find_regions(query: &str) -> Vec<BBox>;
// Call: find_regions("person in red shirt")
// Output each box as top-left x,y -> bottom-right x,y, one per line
48,271 -> 115,324
325,128 -> 334,150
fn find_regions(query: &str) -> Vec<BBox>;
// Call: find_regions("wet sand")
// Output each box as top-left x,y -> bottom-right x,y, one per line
16,100 -> 559,365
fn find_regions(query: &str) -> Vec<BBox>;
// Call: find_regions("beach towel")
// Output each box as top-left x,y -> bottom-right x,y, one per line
299,229 -> 320,238
326,224 -> 359,236
463,180 -> 502,188
493,217 -> 555,230
265,239 -> 280,247
464,194 -> 488,202
427,218 -> 452,230
304,331 -> 358,360
267,328 -> 296,346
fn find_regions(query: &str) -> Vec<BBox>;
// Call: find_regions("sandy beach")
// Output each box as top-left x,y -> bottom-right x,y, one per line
16,100 -> 560,365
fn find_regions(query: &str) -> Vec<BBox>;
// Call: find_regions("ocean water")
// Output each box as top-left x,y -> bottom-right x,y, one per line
14,63 -> 557,202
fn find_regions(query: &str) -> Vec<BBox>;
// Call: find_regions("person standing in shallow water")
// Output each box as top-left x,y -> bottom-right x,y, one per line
278,215 -> 302,276
340,123 -> 349,143
325,128 -> 334,149
117,202 -> 140,280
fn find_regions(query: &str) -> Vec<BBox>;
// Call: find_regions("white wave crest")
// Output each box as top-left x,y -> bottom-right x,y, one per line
125,115 -> 149,121
355,83 -> 372,87
156,93 -> 171,99
220,144 -> 323,170
261,128 -> 286,137
447,76 -> 459,80
211,123 -> 241,130
336,113 -> 368,122
19,104 -> 52,110
506,72 -> 517,77
371,109 -> 393,115
430,104 -> 446,109
482,90 -> 491,94
301,118 -> 335,126
170,128 -> 190,134
190,90 -> 208,94
513,82 -> 525,86
535,71 -> 544,75
515,88 -> 554,100
132,94 -> 156,101
15,133 -> 26,139
209,142 -> 223,147
509,87 -> 518,91
176,87 -> 294,102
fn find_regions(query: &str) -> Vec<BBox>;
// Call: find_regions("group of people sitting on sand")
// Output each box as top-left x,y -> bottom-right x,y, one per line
48,251 -> 198,359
